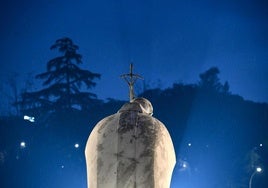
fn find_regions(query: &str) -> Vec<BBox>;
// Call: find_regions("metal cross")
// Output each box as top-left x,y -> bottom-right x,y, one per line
121,63 -> 143,101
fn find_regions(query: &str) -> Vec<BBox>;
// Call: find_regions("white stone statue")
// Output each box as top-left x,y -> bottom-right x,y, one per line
85,97 -> 176,188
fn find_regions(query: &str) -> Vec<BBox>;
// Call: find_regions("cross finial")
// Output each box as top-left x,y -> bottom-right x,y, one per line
121,63 -> 143,101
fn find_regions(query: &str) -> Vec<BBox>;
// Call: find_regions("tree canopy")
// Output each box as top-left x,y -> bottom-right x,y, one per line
20,37 -> 100,115
198,67 -> 230,93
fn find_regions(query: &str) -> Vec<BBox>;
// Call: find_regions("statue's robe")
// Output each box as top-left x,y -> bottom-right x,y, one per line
85,98 -> 176,188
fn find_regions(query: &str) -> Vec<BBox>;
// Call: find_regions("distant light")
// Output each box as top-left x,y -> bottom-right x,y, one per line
178,160 -> 189,171
23,115 -> 35,122
61,165 -> 65,169
74,143 -> 79,148
20,141 -> 26,148
256,167 -> 262,173
260,144 -> 263,147
188,143 -> 192,147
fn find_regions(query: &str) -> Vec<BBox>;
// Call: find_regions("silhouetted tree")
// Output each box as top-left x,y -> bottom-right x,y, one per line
7,73 -> 20,115
199,67 -> 230,93
20,37 -> 100,115
6,72 -> 35,116
222,81 -> 230,94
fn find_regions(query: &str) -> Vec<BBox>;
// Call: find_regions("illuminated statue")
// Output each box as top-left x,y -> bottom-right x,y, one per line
85,64 -> 176,188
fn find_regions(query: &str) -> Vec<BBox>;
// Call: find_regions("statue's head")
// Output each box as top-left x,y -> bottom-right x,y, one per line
132,97 -> 153,116
118,97 -> 153,116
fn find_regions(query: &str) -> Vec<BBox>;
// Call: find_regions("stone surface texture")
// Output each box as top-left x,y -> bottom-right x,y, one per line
85,98 -> 176,188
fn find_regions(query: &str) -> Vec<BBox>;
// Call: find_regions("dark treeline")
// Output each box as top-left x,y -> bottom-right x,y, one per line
0,38 -> 267,187
1,77 -> 268,187
141,83 -> 268,187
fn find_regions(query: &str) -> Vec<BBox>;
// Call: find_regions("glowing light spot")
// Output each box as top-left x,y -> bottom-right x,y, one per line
256,167 -> 262,172
182,163 -> 187,168
20,141 -> 26,148
74,143 -> 79,148
188,143 -> 192,147
260,143 -> 263,147
61,165 -> 64,169
23,115 -> 35,122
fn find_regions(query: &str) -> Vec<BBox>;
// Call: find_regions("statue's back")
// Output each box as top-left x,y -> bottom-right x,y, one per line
85,98 -> 176,188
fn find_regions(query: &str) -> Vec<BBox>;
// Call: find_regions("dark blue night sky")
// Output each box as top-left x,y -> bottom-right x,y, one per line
0,0 -> 268,104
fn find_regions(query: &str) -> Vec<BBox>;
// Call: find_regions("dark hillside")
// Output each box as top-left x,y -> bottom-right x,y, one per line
0,83 -> 267,187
